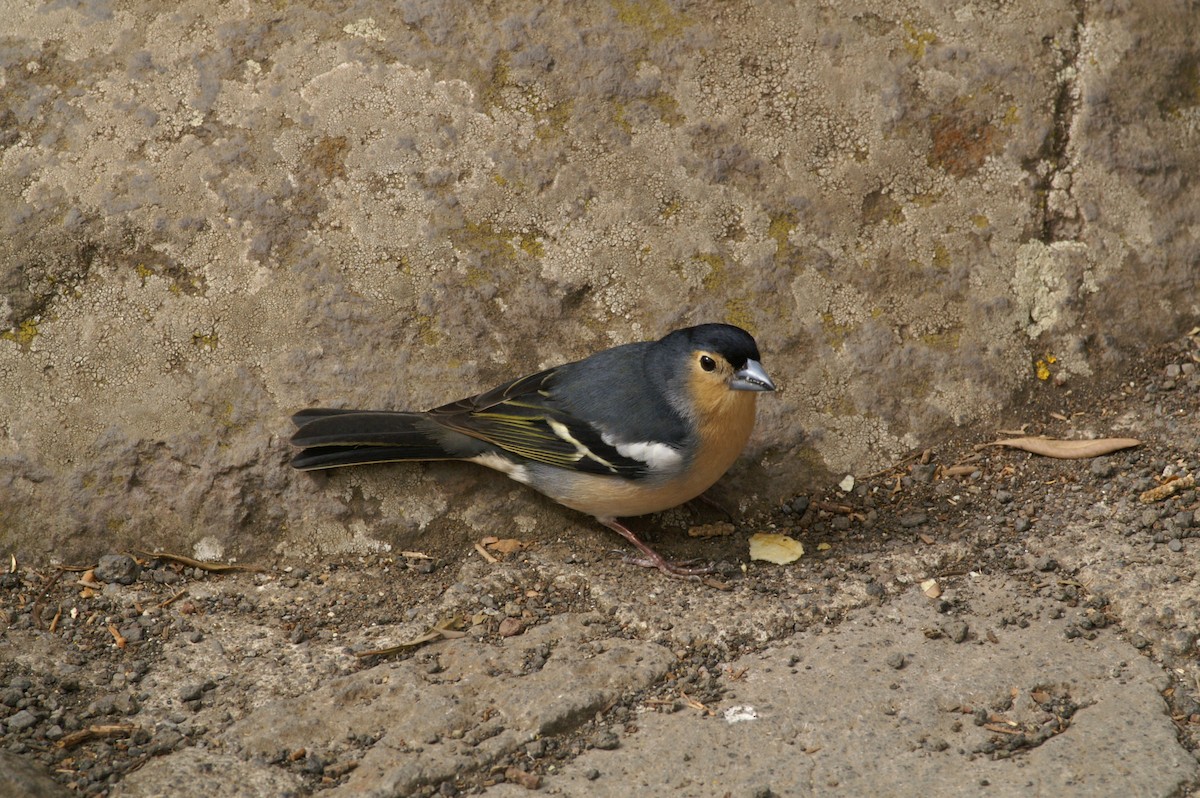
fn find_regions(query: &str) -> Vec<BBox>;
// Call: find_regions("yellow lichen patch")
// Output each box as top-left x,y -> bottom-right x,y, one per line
645,92 -> 684,126
723,297 -> 755,333
612,0 -> 690,42
1,319 -> 40,349
518,232 -> 544,258
454,219 -> 519,264
932,242 -> 951,270
192,331 -> 219,351
971,214 -> 990,228
478,53 -> 511,115
820,312 -> 855,348
534,99 -> 573,141
612,101 -> 633,136
659,195 -> 684,219
922,330 -> 961,350
416,314 -> 441,347
695,252 -> 726,291
902,21 -> 938,60
768,211 -> 797,255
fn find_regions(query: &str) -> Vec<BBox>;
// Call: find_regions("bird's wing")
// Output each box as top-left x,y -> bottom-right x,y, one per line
427,367 -> 660,478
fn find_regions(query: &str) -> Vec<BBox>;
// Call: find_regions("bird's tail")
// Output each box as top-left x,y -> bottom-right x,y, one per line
290,409 -> 466,470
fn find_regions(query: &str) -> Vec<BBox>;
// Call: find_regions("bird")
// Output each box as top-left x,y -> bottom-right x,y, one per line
289,323 -> 776,578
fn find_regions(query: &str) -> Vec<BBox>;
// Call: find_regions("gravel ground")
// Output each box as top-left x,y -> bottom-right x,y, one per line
2,328 -> 1199,797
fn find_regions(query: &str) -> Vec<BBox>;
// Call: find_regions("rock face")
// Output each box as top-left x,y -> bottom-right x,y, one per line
1,2 -> 1197,562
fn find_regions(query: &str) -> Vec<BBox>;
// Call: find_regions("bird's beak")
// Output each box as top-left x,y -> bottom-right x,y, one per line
731,359 -> 776,392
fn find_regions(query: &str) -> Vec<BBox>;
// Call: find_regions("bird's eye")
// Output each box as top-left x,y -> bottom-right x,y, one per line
699,355 -> 716,372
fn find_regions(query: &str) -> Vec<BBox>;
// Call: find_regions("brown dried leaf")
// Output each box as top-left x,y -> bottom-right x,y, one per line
504,766 -> 541,790
984,437 -> 1140,459
486,538 -> 530,554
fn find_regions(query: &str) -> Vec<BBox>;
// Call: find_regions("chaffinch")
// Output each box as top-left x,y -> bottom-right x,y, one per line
290,323 -> 776,578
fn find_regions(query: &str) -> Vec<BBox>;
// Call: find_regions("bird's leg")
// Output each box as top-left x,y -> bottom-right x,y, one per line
598,518 -> 715,578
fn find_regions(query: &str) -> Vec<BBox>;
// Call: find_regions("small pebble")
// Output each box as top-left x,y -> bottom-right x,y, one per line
179,683 -> 205,702
899,513 -> 928,529
1033,556 -> 1058,572
5,709 -> 38,732
593,730 -> 620,750
1168,538 -> 1183,552
942,620 -> 969,644
886,652 -> 906,670
95,554 -> 141,585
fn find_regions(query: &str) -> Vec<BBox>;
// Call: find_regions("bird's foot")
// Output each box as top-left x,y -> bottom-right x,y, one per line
598,518 -> 715,580
618,552 -> 715,578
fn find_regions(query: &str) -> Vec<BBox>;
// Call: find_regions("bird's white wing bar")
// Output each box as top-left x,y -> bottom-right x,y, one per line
605,436 -> 684,472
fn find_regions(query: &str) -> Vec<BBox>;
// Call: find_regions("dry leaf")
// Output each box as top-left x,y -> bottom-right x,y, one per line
504,766 -> 541,790
687,521 -> 735,538
749,533 -> 804,564
921,578 -> 942,598
486,538 -> 529,554
983,437 -> 1140,459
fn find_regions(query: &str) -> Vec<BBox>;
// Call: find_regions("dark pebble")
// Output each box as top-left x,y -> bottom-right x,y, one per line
1090,459 -> 1116,478
5,709 -> 38,732
1033,556 -> 1058,572
593,730 -> 620,750
886,652 -> 906,669
179,683 -> 205,702
899,513 -> 928,529
994,490 -> 1013,504
585,768 -> 600,780
910,463 -> 938,484
789,495 -> 810,514
942,620 -> 969,643
1014,518 -> 1032,533
95,554 -> 141,585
